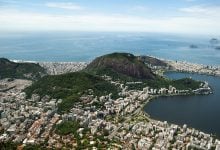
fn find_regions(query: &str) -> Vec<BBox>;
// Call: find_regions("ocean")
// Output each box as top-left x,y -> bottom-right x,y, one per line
1,32 -> 220,136
0,32 -> 219,66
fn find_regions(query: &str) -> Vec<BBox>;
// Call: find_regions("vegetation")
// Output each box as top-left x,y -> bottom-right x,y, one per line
23,144 -> 45,150
145,76 -> 202,90
0,53 -> 208,150
24,72 -> 119,113
85,52 -> 202,90
0,141 -> 18,150
85,52 -> 156,80
0,58 -> 46,80
55,121 -> 114,149
128,76 -> 202,91
24,53 -> 202,114
55,121 -> 80,135
171,78 -> 202,90
0,142 -> 47,150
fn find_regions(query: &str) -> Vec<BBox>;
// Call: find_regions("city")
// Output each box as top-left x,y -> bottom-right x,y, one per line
0,56 -> 219,149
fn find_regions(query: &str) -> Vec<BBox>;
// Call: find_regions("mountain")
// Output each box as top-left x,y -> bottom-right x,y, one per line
85,53 -> 156,80
0,58 -> 46,80
24,53 -> 203,113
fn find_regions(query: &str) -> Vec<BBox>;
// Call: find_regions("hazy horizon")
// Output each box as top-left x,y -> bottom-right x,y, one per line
0,0 -> 220,35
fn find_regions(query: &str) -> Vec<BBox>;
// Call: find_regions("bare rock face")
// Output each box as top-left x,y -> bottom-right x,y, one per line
86,53 -> 156,80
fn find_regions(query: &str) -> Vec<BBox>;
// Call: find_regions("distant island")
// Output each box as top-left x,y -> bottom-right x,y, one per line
210,38 -> 219,45
189,44 -> 198,49
0,53 -> 219,150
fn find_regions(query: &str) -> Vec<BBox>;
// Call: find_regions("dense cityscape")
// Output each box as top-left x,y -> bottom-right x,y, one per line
1,0 -> 220,149
1,54 -> 219,149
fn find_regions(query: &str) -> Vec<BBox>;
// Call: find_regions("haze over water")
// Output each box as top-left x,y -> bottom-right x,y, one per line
0,32 -> 219,66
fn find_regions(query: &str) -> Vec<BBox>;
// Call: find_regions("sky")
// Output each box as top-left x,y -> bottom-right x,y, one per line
0,0 -> 220,35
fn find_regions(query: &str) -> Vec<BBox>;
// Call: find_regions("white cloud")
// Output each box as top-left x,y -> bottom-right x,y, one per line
180,6 -> 207,13
0,8 -> 220,35
45,2 -> 83,10
179,5 -> 220,17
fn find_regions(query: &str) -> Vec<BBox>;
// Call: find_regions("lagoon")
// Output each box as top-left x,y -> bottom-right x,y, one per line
144,72 -> 220,137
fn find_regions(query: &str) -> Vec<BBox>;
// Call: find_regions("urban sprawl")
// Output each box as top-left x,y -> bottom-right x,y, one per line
1,58 -> 220,150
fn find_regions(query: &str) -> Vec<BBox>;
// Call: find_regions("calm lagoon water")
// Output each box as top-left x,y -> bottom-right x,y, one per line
0,32 -> 219,66
144,72 -> 220,137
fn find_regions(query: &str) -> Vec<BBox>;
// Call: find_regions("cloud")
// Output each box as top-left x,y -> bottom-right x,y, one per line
45,2 -> 83,10
0,8 -> 220,35
180,6 -> 206,13
179,5 -> 220,17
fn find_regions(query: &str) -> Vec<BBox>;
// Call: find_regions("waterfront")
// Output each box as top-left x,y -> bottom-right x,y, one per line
144,72 -> 220,137
0,32 -> 220,66
1,55 -> 220,149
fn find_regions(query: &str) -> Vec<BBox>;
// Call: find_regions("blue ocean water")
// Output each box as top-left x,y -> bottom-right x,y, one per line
0,32 -> 219,66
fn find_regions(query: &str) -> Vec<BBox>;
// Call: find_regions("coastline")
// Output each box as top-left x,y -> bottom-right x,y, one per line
11,54 -> 220,77
164,60 -> 220,77
1,56 -> 219,149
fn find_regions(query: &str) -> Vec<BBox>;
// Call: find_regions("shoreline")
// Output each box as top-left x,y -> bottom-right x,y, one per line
10,55 -> 220,77
141,93 -> 219,138
1,56 -> 220,149
164,60 -> 220,77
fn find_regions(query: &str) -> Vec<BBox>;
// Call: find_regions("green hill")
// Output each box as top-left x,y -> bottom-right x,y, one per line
24,53 -> 203,113
24,72 -> 119,113
85,53 -> 156,80
0,58 -> 46,80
